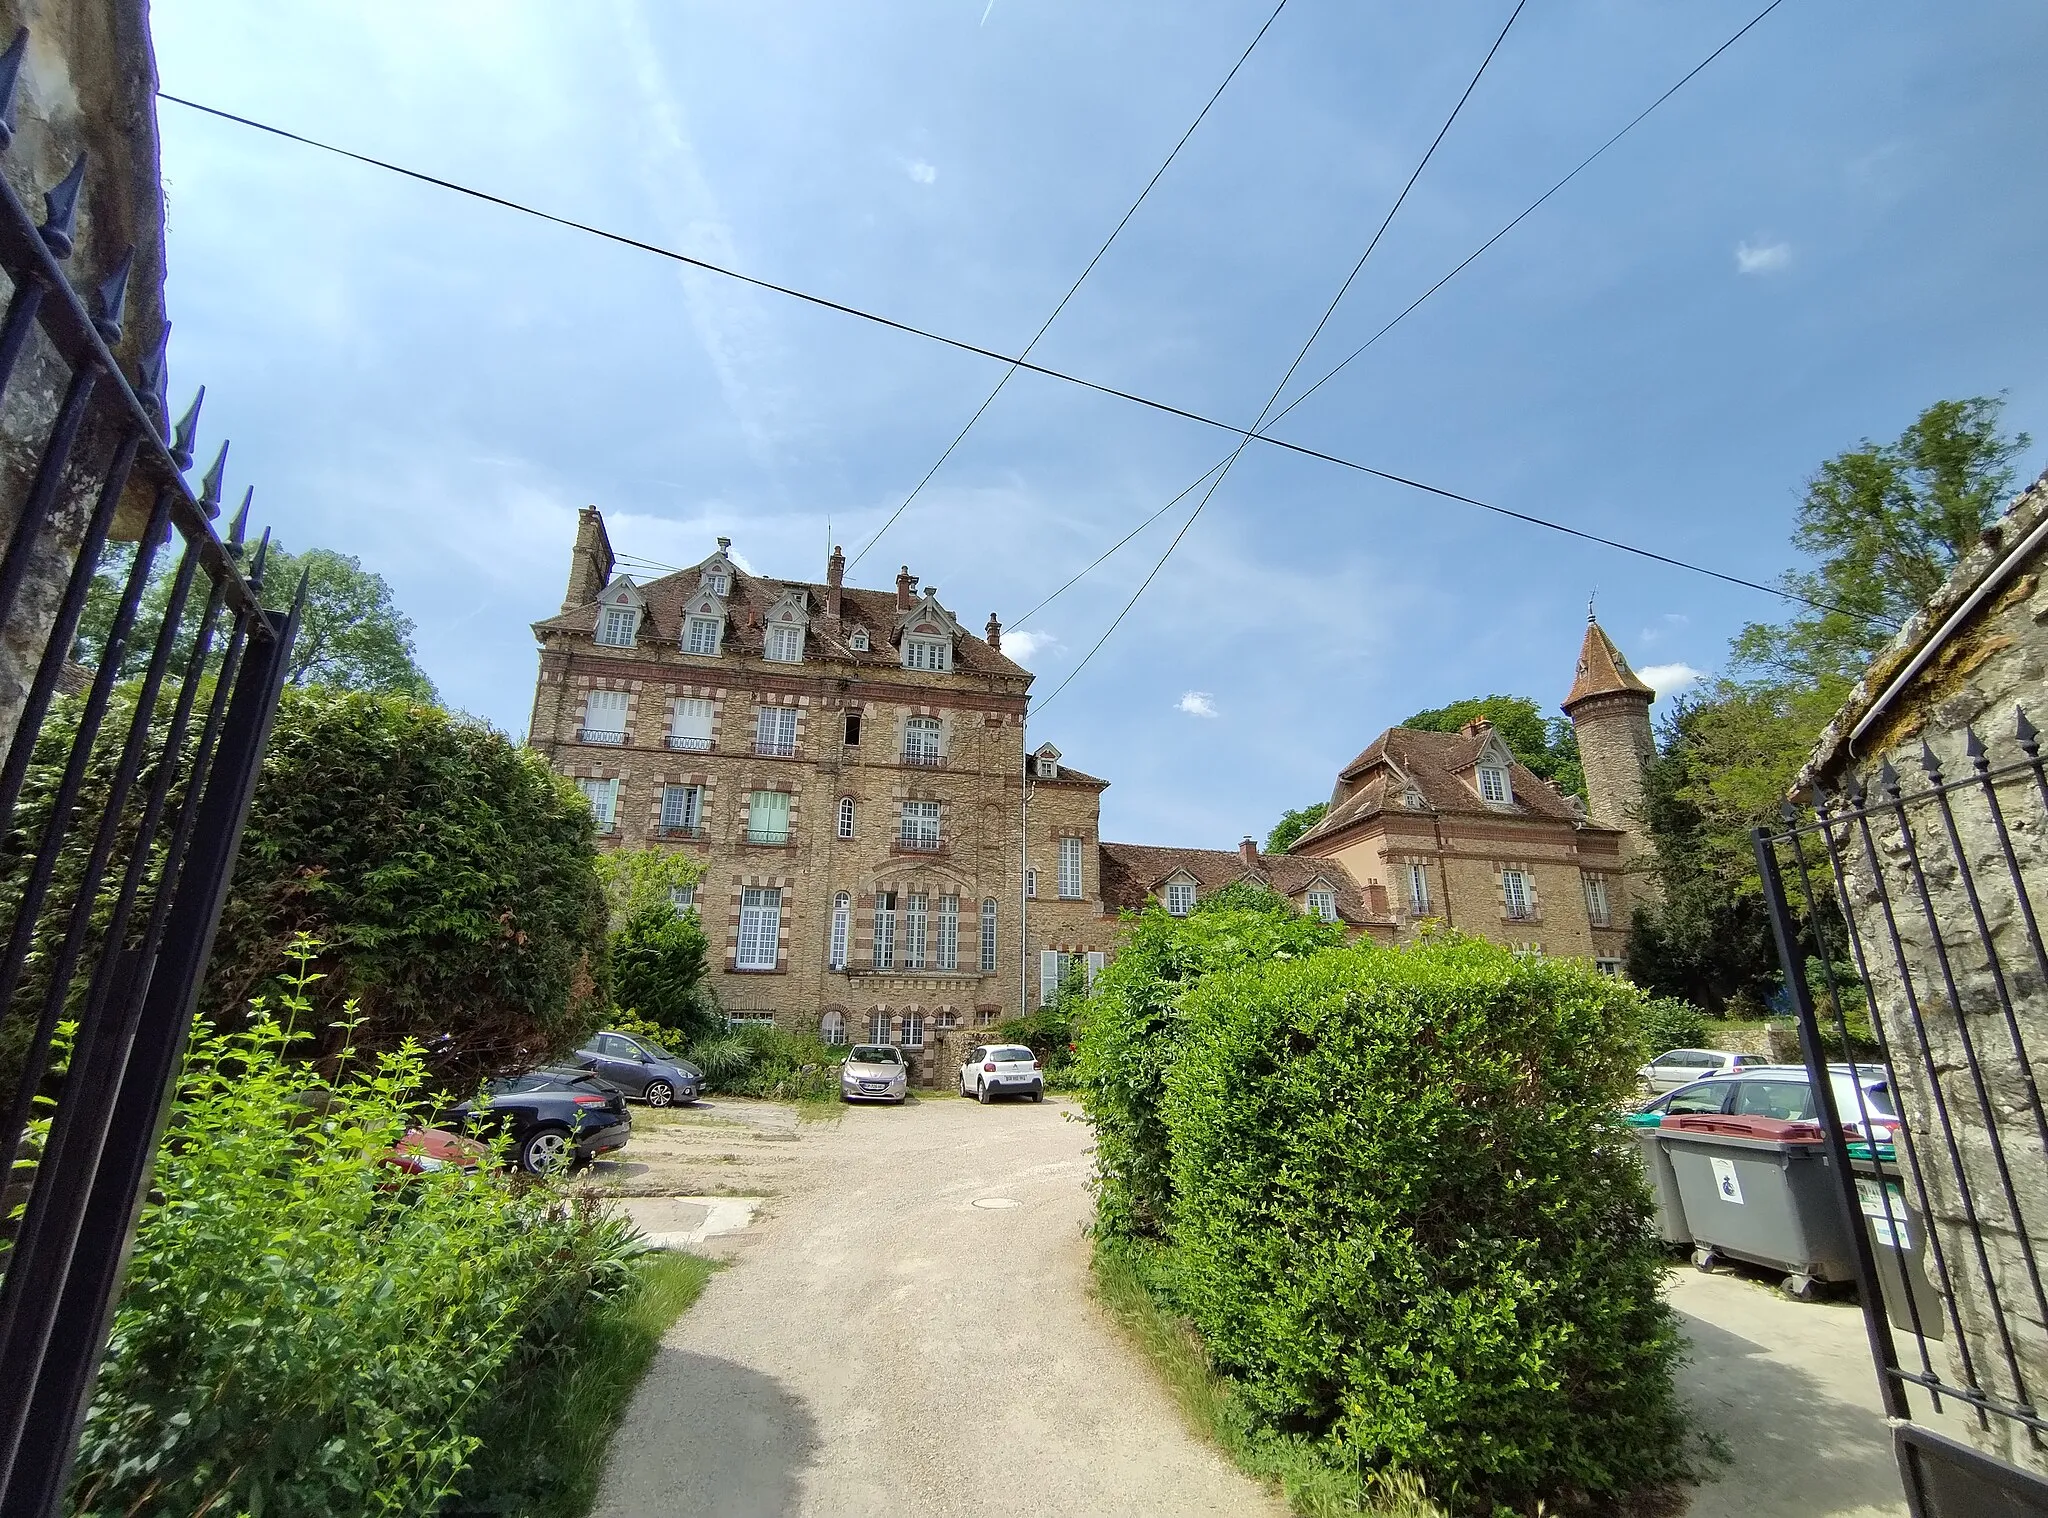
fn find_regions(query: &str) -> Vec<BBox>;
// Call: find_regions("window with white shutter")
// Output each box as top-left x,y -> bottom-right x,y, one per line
1039,948 -> 1059,1007
736,888 -> 782,969
746,790 -> 790,844
669,697 -> 714,751
659,784 -> 701,833
1086,951 -> 1106,991
1058,836 -> 1083,899
581,689 -> 628,744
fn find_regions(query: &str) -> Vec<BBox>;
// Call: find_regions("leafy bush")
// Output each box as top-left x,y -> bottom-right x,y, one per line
1073,881 -> 1347,1241
1637,994 -> 1707,1055
687,1024 -> 836,1101
608,904 -> 721,1046
68,958 -> 643,1516
1161,937 -> 1686,1513
994,997 -> 1081,1088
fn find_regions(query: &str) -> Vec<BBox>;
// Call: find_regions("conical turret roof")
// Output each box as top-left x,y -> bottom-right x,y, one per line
1564,617 -> 1654,710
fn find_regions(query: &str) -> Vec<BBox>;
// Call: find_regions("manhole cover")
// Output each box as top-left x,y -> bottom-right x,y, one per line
971,1197 -> 1020,1210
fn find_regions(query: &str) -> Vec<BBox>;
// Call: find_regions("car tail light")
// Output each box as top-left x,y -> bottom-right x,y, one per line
983,1062 -> 996,1072
573,1094 -> 608,1106
1033,1058 -> 1042,1069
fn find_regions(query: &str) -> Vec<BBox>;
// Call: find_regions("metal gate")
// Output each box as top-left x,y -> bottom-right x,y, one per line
0,28 -> 300,1516
1758,712 -> 2048,1517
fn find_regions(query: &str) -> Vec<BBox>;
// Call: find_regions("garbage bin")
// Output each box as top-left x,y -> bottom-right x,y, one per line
1659,1112 -> 1857,1298
1849,1140 -> 1945,1341
1624,1113 -> 1691,1247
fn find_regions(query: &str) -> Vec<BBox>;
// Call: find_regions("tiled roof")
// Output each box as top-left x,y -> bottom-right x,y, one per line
1097,842 -> 1391,925
533,562 -> 1030,679
1563,618 -> 1654,709
1298,726 -> 1587,849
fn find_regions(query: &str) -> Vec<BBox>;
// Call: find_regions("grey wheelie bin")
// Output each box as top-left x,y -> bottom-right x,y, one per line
1659,1112 -> 1857,1298
1624,1111 -> 1691,1247
1850,1140 -> 1945,1340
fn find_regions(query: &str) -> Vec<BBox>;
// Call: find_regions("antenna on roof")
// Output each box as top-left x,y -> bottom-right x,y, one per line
1587,589 -> 1597,623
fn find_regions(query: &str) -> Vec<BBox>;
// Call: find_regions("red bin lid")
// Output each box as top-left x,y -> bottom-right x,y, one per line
1659,1113 -> 1824,1142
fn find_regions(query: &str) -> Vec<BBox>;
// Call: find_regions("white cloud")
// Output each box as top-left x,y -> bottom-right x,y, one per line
1177,691 -> 1218,719
1735,240 -> 1791,275
1638,662 -> 1705,697
906,159 -> 937,185
1003,628 -> 1055,667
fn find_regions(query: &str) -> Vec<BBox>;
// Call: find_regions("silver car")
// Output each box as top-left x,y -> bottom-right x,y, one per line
1639,1047 -> 1768,1093
840,1044 -> 908,1104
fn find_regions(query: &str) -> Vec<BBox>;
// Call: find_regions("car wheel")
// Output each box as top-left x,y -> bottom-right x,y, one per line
1031,1086 -> 1044,1103
644,1080 -> 675,1108
518,1124 -> 573,1176
977,1079 -> 992,1105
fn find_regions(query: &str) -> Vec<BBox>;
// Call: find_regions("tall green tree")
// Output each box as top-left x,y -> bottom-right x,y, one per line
1264,802 -> 1326,854
1402,693 -> 1585,798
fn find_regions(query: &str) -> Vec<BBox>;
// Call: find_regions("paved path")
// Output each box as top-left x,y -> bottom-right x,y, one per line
594,1094 -> 1283,1518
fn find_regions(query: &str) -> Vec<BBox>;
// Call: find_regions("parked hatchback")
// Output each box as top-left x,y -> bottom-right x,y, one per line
1635,1063 -> 1900,1138
445,1069 -> 632,1174
572,1030 -> 702,1107
840,1044 -> 908,1104
960,1045 -> 1043,1104
1639,1048 -> 1769,1092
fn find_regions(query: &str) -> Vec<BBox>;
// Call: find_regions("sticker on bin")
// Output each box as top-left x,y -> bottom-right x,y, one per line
1857,1177 -> 1912,1249
1710,1157 -> 1744,1205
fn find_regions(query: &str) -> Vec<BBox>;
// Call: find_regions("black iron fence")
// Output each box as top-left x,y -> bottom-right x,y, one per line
1759,710 -> 2048,1518
0,28 -> 299,1516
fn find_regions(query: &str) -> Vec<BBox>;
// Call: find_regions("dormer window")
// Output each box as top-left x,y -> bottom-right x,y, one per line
685,615 -> 722,656
766,625 -> 804,663
1403,786 -> 1426,810
849,626 -> 869,652
1477,764 -> 1511,805
903,635 -> 951,672
598,606 -> 639,647
1035,755 -> 1058,779
1165,881 -> 1194,917
1305,888 -> 1337,922
708,571 -> 729,596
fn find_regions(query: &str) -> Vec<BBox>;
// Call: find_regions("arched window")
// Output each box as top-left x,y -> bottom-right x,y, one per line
820,1009 -> 846,1045
868,1009 -> 892,1044
837,796 -> 855,838
829,892 -> 850,970
903,716 -> 942,766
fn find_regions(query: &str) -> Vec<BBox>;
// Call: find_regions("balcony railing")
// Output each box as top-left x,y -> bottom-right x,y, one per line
899,750 -> 945,768
895,833 -> 943,853
578,728 -> 627,746
666,733 -> 714,752
1505,904 -> 1536,921
657,822 -> 706,840
744,827 -> 792,846
754,738 -> 798,758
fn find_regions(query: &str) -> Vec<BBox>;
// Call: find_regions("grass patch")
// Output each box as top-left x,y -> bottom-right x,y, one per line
1090,1244 -> 1444,1518
448,1250 -> 716,1517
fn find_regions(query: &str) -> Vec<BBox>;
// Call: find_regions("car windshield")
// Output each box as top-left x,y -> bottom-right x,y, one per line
848,1046 -> 900,1065
635,1040 -> 675,1061
991,1047 -> 1036,1063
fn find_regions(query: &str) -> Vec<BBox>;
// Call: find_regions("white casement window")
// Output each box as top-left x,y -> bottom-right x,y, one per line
935,1009 -> 958,1031
746,790 -> 790,845
1306,888 -> 1337,922
904,892 -> 929,969
754,705 -> 797,757
1164,881 -> 1194,917
685,615 -> 722,656
1034,754 -> 1058,779
765,624 -> 804,663
868,1009 -> 891,1044
1583,874 -> 1611,927
707,571 -> 730,596
902,636 -> 951,672
873,891 -> 897,969
659,784 -> 702,833
902,1011 -> 925,1047
1086,950 -> 1105,991
1406,862 -> 1430,915
727,1011 -> 776,1029
669,697 -> 715,751
937,894 -> 959,971
980,899 -> 998,973
837,796 -> 856,839
902,716 -> 942,766
1058,836 -> 1083,899
900,800 -> 941,850
829,892 -> 850,970
736,887 -> 782,970
1595,957 -> 1624,978
1477,764 -> 1511,805
581,689 -> 628,744
1502,869 -> 1532,919
821,1009 -> 847,1045
576,777 -> 619,829
1025,868 -> 1037,900
598,605 -> 638,647
1040,949 -> 1087,1006
670,884 -> 697,912
848,626 -> 869,651
1403,786 -> 1426,810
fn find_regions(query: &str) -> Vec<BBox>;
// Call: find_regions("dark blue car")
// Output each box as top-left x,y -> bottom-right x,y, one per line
572,1030 -> 703,1107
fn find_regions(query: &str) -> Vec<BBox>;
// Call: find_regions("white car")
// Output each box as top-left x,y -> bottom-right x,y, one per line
959,1044 -> 1044,1104
839,1044 -> 908,1104
1639,1048 -> 1769,1093
1646,1063 -> 1902,1139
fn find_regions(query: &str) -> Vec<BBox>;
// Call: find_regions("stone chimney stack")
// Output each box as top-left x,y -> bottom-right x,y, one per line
896,566 -> 916,611
1364,881 -> 1389,917
1460,717 -> 1493,739
825,544 -> 844,620
985,613 -> 1002,652
561,505 -> 614,612
1239,836 -> 1259,867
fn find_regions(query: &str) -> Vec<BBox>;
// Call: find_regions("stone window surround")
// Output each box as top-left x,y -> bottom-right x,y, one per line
1496,862 -> 1540,921
724,872 -> 794,973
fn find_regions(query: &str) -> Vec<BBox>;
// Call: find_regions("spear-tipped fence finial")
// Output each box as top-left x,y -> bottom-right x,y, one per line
93,247 -> 133,344
198,439 -> 228,517
228,486 -> 252,552
170,385 -> 203,470
39,152 -> 87,258
0,30 -> 28,153
1877,759 -> 1902,801
1964,726 -> 1988,774
136,321 -> 170,429
1919,739 -> 1945,783
2019,706 -> 2040,761
1843,772 -> 1866,806
248,526 -> 271,591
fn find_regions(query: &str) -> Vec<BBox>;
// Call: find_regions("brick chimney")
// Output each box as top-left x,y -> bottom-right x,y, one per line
561,505 -> 614,612
1239,836 -> 1259,867
825,544 -> 844,621
1364,881 -> 1389,917
896,566 -> 916,611
1460,716 -> 1494,739
985,612 -> 1001,652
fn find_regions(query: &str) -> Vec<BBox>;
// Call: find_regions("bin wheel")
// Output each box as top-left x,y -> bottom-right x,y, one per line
1691,1248 -> 1720,1273
1781,1273 -> 1819,1302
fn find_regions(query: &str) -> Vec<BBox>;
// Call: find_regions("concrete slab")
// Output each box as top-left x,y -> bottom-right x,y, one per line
621,1195 -> 763,1251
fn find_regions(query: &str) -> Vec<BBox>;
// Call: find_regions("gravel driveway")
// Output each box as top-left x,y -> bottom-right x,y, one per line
593,1094 -> 1283,1517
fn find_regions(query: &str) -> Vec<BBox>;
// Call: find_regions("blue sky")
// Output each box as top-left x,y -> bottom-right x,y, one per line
148,2 -> 2048,847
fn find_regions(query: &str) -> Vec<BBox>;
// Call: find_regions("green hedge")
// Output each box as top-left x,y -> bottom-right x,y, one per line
1636,995 -> 1707,1055
1161,938 -> 1686,1513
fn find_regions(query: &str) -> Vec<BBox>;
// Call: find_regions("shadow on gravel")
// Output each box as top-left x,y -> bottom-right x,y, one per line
594,1349 -> 819,1518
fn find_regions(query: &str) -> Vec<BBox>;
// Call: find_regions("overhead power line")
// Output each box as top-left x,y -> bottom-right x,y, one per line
846,0 -> 1291,572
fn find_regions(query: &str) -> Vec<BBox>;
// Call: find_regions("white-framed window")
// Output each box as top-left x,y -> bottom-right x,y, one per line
746,789 -> 790,845
821,1009 -> 847,1045
1039,949 -> 1084,1006
1595,957 -> 1625,978
873,891 -> 897,969
659,783 -> 702,833
935,1009 -> 959,1031
685,615 -> 723,656
903,716 -> 942,766
980,899 -> 998,973
868,1009 -> 891,1044
670,884 -> 697,912
736,888 -> 782,969
904,892 -> 929,969
581,689 -> 628,744
1025,868 -> 1037,900
1477,764 -> 1511,805
1058,836 -> 1083,899
976,1008 -> 999,1028
1306,888 -> 1337,922
766,624 -> 804,663
755,705 -> 798,757
1165,881 -> 1194,917
902,1010 -> 925,1047
1406,862 -> 1430,915
1403,786 -> 1426,810
669,697 -> 714,751
837,796 -> 855,839
849,626 -> 869,651
598,605 -> 639,647
1502,868 -> 1532,919
1583,873 -> 1611,927
576,777 -> 619,830
707,571 -> 729,596
1035,754 -> 1058,779
829,892 -> 850,970
903,635 -> 951,672
900,800 -> 941,849
1086,950 -> 1105,991
937,894 -> 959,971
727,1010 -> 776,1029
